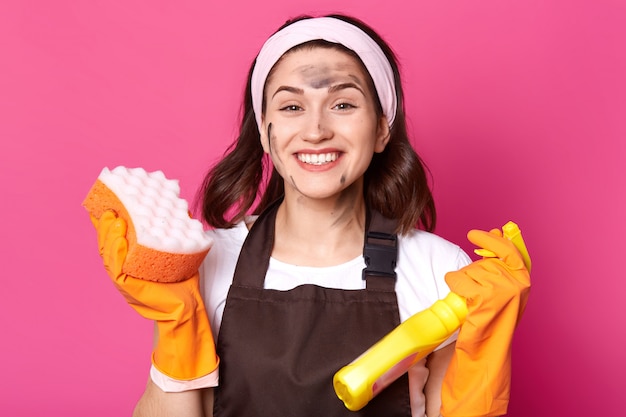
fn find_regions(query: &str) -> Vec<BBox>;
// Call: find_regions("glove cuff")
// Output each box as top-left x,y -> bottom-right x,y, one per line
152,315 -> 220,380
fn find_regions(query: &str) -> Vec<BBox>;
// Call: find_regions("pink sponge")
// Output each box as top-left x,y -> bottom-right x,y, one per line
83,166 -> 213,283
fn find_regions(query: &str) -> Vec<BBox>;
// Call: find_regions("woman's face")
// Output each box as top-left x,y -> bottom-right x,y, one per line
260,46 -> 390,202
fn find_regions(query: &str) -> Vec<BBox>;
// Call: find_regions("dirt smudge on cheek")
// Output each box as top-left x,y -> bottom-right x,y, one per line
267,123 -> 273,155
267,122 -> 284,165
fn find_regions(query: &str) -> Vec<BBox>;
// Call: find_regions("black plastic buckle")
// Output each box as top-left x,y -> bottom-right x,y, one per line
362,231 -> 397,280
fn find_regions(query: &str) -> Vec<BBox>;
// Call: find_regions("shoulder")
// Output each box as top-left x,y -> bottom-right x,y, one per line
201,219 -> 252,281
394,229 -> 471,320
200,221 -> 249,296
205,221 -> 250,257
398,229 -> 471,269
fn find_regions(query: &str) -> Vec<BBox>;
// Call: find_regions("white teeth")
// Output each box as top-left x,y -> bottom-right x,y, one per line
298,153 -> 338,165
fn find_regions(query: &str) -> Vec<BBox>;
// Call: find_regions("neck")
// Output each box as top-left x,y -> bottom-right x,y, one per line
272,193 -> 367,267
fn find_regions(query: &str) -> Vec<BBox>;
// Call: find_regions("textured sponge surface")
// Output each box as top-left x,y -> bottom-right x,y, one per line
83,166 -> 213,282
98,166 -> 212,254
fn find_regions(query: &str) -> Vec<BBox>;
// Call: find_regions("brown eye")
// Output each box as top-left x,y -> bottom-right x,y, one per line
280,105 -> 302,112
333,102 -> 356,110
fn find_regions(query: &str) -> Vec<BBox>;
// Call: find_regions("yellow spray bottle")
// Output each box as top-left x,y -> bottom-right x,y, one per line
333,221 -> 532,411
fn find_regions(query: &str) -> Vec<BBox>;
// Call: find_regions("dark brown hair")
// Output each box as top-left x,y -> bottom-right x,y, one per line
197,14 -> 436,234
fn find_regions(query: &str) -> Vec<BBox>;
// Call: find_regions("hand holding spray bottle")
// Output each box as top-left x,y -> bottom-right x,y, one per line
333,221 -> 532,411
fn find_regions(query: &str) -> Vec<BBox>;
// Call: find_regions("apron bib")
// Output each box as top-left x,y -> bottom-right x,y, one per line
214,201 -> 411,416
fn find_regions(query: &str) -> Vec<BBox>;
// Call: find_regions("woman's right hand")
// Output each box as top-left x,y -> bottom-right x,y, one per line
91,210 -> 219,382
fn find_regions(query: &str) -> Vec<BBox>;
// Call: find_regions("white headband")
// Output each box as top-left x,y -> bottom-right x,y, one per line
250,17 -> 397,131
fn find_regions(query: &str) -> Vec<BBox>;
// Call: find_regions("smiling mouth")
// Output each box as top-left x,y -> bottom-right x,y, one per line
297,152 -> 339,165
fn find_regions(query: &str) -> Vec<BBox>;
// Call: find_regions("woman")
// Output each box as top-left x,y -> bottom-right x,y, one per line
93,14 -> 530,417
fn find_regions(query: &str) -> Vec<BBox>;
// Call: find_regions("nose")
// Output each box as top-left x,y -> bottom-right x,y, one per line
301,110 -> 332,143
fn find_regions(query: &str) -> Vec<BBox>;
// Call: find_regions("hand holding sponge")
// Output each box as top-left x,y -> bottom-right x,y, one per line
83,166 -> 219,381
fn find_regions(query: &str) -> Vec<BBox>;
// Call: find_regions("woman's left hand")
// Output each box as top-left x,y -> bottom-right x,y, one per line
440,228 -> 531,417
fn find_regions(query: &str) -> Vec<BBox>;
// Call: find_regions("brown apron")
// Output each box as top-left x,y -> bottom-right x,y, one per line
213,200 -> 411,416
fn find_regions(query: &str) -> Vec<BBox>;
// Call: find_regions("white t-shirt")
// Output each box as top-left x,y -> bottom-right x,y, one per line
152,220 -> 471,416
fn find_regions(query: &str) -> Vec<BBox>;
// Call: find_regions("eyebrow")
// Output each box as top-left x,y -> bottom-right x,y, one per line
271,82 -> 366,99
272,86 -> 304,98
328,82 -> 365,96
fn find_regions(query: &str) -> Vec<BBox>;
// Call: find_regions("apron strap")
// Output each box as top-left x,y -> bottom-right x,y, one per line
231,199 -> 280,288
232,198 -> 399,292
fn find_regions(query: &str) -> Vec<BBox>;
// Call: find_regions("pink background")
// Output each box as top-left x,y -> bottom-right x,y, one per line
2,0 -> 624,415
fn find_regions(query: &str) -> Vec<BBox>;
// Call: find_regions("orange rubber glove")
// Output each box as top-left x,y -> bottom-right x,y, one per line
92,210 -> 219,381
440,228 -> 531,417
